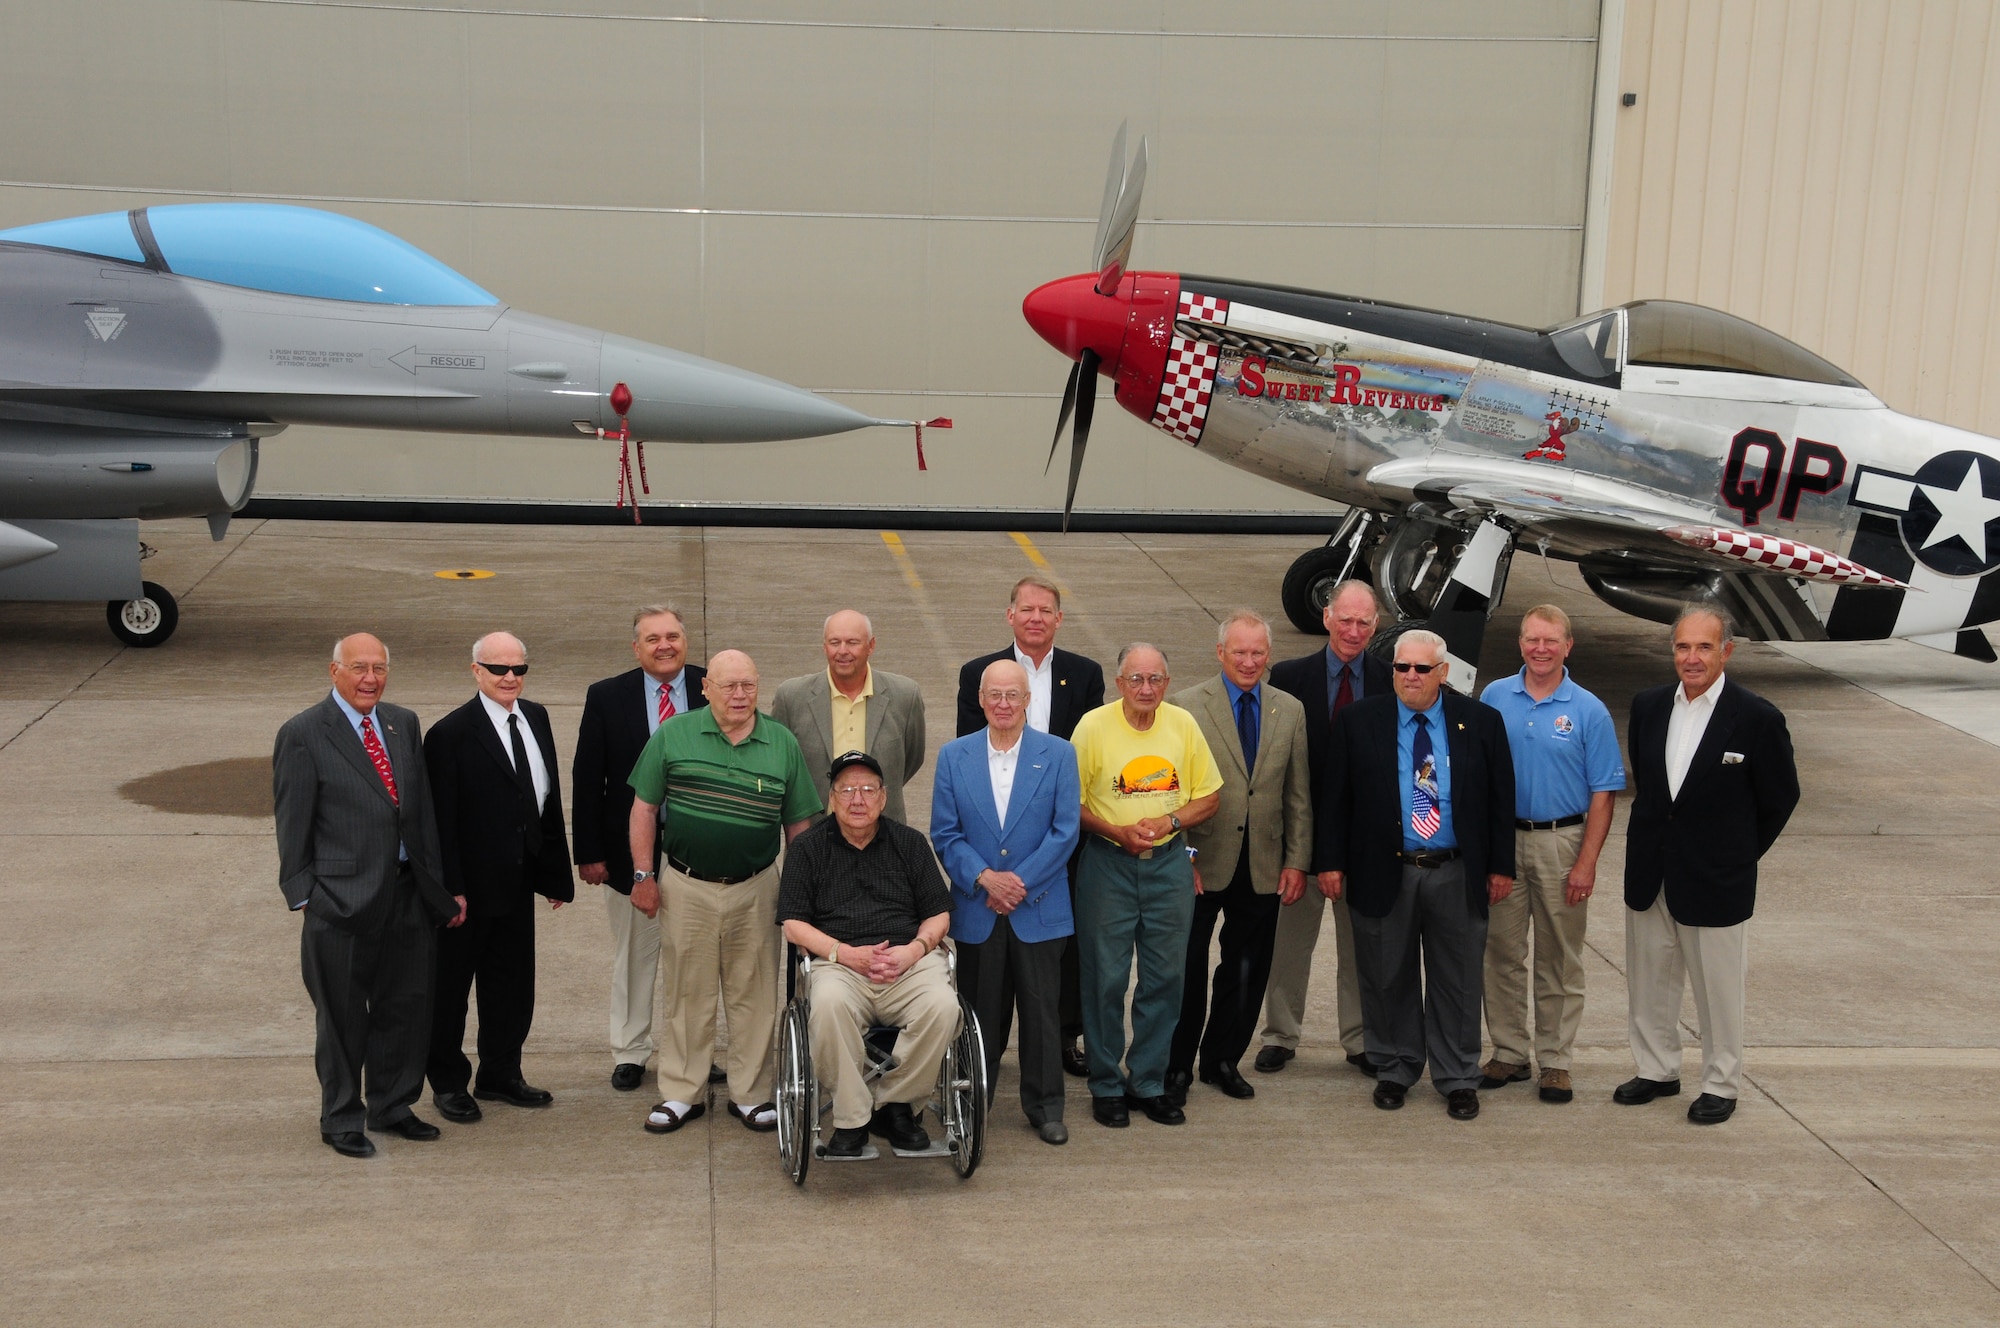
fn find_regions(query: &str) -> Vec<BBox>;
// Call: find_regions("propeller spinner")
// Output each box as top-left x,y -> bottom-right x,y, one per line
1025,125 -> 1149,530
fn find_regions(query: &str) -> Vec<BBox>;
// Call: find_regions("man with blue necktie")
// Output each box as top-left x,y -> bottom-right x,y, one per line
1314,629 -> 1515,1121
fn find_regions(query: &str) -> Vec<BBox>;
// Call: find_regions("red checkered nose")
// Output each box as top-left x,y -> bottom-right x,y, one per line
1022,274 -> 1131,378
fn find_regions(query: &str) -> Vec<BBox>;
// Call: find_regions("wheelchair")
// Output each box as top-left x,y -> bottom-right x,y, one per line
776,941 -> 986,1185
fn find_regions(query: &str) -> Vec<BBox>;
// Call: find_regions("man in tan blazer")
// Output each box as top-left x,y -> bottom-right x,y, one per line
770,609 -> 928,825
1164,609 -> 1313,1104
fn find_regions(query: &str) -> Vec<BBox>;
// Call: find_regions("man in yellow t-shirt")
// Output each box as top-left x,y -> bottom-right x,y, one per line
1070,642 -> 1223,1128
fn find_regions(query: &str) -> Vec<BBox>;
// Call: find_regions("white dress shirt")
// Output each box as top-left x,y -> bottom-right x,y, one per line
1015,644 -> 1055,734
479,692 -> 551,810
987,732 -> 1022,828
1665,674 -> 1725,800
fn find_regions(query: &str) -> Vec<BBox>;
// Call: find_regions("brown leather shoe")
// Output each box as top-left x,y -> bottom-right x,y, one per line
1478,1058 -> 1531,1089
1538,1067 -> 1573,1103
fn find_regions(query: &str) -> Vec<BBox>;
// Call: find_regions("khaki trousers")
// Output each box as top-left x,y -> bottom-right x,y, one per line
1625,893 -> 1747,1099
605,886 -> 663,1069
1483,824 -> 1590,1070
1260,891 -> 1365,1057
658,863 -> 780,1107
808,948 -> 957,1130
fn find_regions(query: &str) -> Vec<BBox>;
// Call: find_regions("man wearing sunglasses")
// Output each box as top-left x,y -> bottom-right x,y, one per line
1315,629 -> 1515,1121
422,632 -> 575,1124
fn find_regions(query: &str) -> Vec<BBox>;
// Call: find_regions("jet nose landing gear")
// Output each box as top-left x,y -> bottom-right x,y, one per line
107,580 -> 179,647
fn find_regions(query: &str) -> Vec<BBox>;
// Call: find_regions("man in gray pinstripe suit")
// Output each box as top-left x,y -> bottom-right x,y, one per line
274,633 -> 458,1158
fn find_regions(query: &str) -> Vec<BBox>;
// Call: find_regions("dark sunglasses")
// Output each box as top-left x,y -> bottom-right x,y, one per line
1391,661 -> 1439,675
476,662 -> 530,677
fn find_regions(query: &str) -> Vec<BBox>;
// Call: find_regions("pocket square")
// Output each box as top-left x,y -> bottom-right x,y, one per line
1721,751 -> 1744,764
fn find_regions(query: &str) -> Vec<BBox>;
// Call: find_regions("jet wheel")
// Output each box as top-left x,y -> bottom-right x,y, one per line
107,581 -> 179,648
1281,548 -> 1369,636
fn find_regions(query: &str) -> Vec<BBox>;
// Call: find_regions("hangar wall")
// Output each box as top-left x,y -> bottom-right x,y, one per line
1598,0 -> 2000,438
0,0 -> 1601,519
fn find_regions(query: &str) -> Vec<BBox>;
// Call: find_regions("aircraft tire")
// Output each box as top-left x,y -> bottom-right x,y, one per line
107,581 -> 180,648
1366,620 -> 1426,665
1281,547 -> 1369,636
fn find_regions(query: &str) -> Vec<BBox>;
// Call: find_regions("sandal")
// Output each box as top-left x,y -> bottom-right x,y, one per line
643,1100 -> 705,1134
732,1101 -> 778,1133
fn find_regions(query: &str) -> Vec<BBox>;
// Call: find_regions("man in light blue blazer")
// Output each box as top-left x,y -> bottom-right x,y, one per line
931,659 -> 1081,1146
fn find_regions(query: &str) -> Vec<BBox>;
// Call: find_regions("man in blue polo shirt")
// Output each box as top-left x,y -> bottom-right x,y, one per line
1477,605 -> 1624,1104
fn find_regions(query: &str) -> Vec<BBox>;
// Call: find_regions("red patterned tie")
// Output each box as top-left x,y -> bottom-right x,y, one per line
657,685 -> 676,726
1333,666 -> 1354,716
360,715 -> 400,806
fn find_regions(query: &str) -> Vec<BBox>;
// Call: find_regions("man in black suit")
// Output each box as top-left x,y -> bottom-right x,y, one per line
572,605 -> 707,1091
1258,578 -> 1392,1077
423,631 -> 574,1122
954,572 -> 1105,1076
1316,628 -> 1515,1121
273,632 -> 457,1158
1617,605 -> 1798,1125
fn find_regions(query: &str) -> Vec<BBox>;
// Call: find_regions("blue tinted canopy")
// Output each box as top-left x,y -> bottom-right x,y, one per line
0,203 -> 497,306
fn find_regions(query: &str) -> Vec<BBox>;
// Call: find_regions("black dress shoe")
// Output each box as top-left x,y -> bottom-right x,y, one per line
1062,1037 -> 1089,1078
1091,1094 -> 1130,1128
610,1063 -> 645,1092
1162,1067 -> 1193,1108
1131,1094 -> 1186,1126
1372,1080 -> 1407,1111
1036,1120 -> 1069,1145
1254,1046 -> 1295,1073
1687,1093 -> 1737,1125
475,1078 -> 554,1108
1446,1088 -> 1480,1121
1347,1052 -> 1379,1079
322,1130 -> 375,1158
1613,1076 -> 1681,1105
434,1091 -> 482,1123
377,1114 -> 441,1141
1199,1063 -> 1255,1099
872,1102 -> 931,1152
824,1126 -> 869,1158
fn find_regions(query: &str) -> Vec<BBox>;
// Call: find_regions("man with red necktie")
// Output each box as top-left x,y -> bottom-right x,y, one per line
273,633 -> 456,1159
572,605 -> 708,1092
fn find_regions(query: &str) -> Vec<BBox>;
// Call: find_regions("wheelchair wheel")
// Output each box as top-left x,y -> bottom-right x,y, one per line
938,996 -> 986,1179
776,1003 -> 814,1186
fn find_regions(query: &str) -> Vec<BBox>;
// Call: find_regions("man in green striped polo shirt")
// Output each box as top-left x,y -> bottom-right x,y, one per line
627,649 -> 820,1136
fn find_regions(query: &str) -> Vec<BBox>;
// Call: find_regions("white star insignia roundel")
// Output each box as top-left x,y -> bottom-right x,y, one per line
1916,461 -> 2000,560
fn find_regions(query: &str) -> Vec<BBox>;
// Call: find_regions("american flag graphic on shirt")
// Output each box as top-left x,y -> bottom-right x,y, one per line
1411,754 -> 1441,840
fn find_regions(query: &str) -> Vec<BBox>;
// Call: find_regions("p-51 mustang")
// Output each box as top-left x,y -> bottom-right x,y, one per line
1026,129 -> 2000,689
0,203 -> 905,646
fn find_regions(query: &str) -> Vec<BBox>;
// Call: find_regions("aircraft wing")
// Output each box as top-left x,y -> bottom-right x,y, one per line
1365,454 -> 1911,588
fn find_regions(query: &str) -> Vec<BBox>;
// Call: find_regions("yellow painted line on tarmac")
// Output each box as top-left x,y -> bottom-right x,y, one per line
879,531 -> 924,590
434,569 -> 495,580
1008,531 -> 1073,597
878,531 -> 959,667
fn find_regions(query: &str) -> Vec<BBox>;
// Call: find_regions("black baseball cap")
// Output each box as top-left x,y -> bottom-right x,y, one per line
827,750 -> 883,783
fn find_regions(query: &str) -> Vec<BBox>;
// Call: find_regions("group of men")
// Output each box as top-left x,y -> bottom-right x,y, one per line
272,573 -> 1799,1160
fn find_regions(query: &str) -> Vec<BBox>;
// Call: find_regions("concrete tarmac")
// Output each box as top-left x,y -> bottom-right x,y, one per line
2,518 -> 1997,1326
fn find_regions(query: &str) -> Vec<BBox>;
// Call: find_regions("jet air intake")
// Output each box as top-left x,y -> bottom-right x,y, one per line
0,433 -> 259,520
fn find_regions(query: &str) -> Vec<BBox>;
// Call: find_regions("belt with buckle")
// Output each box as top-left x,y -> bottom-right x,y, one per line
1397,847 -> 1462,869
1100,831 -> 1181,860
1516,814 -> 1586,831
667,856 -> 759,885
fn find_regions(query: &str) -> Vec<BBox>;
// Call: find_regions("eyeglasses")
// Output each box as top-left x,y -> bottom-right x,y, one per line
709,680 -> 757,694
981,690 -> 1027,704
476,662 -> 529,677
1391,661 -> 1439,675
834,783 -> 883,799
1119,673 -> 1168,688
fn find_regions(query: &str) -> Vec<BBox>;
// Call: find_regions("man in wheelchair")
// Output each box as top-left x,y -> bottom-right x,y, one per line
778,751 -> 955,1158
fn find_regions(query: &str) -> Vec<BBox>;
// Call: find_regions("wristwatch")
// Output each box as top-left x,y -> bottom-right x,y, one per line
633,869 -> 656,885
1169,813 -> 1182,831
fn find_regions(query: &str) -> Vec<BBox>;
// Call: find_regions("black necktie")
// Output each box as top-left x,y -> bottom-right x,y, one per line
1236,689 -> 1260,778
508,713 -> 545,855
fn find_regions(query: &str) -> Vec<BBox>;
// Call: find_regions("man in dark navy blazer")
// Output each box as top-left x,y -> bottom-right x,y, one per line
571,605 -> 707,1091
423,631 -> 574,1122
954,573 -> 1105,1076
1315,628 -> 1515,1121
1259,579 -> 1394,1077
1617,605 -> 1798,1125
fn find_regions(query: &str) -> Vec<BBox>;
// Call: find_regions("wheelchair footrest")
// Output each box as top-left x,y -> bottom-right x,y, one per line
889,1142 -> 950,1159
814,1143 -> 881,1162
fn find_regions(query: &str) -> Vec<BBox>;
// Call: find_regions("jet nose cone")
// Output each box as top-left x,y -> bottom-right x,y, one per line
601,335 -> 875,443
1023,273 -> 1131,374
